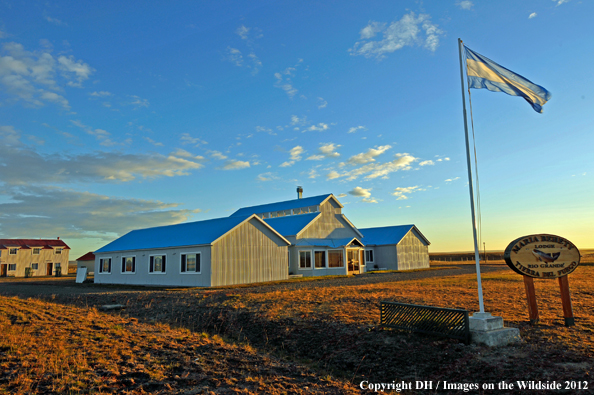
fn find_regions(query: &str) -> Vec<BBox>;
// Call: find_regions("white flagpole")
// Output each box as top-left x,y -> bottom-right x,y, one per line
458,38 -> 485,314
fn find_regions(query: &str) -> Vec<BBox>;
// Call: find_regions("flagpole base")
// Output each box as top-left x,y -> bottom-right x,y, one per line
469,312 -> 522,347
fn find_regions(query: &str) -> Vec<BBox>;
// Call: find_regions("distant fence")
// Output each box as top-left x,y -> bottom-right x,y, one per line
380,302 -> 470,344
430,253 -> 504,262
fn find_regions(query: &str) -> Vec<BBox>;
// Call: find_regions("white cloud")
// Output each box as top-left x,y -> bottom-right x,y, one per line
129,95 -> 149,109
554,0 -> 570,5
208,150 -> 228,160
180,133 -> 208,146
419,160 -> 434,166
0,185 -> 200,242
236,25 -> 250,40
350,12 -> 443,59
143,137 -> 164,147
349,186 -> 372,198
222,160 -> 250,170
0,41 -> 92,109
44,15 -> 66,26
90,91 -> 112,97
57,55 -> 94,87
348,126 -> 366,134
307,168 -> 319,179
0,126 -> 205,184
317,97 -> 327,109
227,25 -> 262,74
257,172 -> 278,181
226,47 -> 243,67
328,153 -> 416,181
304,123 -> 329,132
289,146 -> 304,161
307,143 -> 341,160
345,145 -> 391,165
360,21 -> 386,39
337,193 -> 347,198
445,177 -> 460,182
274,60 -> 303,98
457,1 -> 473,10
362,197 -> 378,203
529,12 -> 537,19
326,171 -> 340,180
392,186 -> 419,200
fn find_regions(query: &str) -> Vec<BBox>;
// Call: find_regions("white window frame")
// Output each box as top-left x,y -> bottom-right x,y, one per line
55,248 -> 62,255
298,250 -> 312,270
149,254 -> 167,274
328,249 -> 345,268
32,248 -> 41,255
8,264 -> 16,271
365,249 -> 374,264
31,263 -> 39,270
99,257 -> 112,274
314,249 -> 327,269
121,256 -> 136,274
9,248 -> 18,255
180,252 -> 201,274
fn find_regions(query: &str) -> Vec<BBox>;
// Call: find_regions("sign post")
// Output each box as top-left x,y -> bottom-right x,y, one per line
504,234 -> 580,327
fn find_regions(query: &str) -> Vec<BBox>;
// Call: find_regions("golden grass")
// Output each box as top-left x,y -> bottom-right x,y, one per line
0,296 -> 358,394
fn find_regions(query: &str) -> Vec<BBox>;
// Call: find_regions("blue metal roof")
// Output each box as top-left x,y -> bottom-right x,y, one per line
96,216 -> 255,253
359,225 -> 430,246
263,213 -> 319,236
294,237 -> 363,248
230,194 -> 333,217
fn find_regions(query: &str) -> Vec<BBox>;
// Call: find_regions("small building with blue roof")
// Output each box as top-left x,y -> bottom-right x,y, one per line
358,225 -> 430,270
94,214 -> 290,287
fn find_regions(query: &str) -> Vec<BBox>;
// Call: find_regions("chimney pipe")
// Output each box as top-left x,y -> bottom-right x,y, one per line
297,186 -> 303,199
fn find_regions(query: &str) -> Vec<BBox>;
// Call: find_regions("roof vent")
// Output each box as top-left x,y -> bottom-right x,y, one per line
297,186 -> 303,199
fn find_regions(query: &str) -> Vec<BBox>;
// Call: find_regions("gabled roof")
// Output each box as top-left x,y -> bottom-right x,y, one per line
0,239 -> 70,249
263,213 -> 320,237
230,194 -> 339,217
95,215 -> 289,254
76,252 -> 96,261
294,237 -> 364,248
359,225 -> 430,246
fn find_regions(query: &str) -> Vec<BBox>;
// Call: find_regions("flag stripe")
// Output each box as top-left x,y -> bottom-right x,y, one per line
466,58 -> 547,106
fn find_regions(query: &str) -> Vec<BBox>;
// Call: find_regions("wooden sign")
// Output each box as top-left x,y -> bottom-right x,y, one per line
504,234 -> 580,279
504,234 -> 580,327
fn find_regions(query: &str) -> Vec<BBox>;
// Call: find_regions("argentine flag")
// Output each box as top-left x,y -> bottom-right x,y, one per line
465,46 -> 551,113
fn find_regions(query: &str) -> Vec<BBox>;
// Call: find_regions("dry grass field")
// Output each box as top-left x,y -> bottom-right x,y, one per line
1,254 -> 593,394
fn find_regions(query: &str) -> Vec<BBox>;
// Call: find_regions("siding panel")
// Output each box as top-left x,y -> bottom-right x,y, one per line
211,218 -> 288,287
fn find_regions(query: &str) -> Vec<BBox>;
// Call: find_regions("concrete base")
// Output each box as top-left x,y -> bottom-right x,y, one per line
469,312 -> 521,347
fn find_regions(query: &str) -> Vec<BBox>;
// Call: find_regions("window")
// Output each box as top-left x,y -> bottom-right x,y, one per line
150,255 -> 166,273
299,251 -> 311,269
270,211 -> 278,218
32,248 -> 41,255
181,253 -> 200,273
32,263 -> 38,270
99,258 -> 111,273
365,250 -> 374,263
328,250 -> 344,268
9,248 -> 18,255
8,264 -> 16,271
121,256 -> 135,273
276,210 -> 285,217
55,248 -> 62,254
262,212 -> 270,219
314,250 -> 326,269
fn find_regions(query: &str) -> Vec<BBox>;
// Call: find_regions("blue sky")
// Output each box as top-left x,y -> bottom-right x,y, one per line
1,0 -> 592,259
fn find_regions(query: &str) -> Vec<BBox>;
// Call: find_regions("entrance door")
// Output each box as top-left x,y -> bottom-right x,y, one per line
47,262 -> 53,276
0,264 -> 6,277
347,249 -> 361,274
